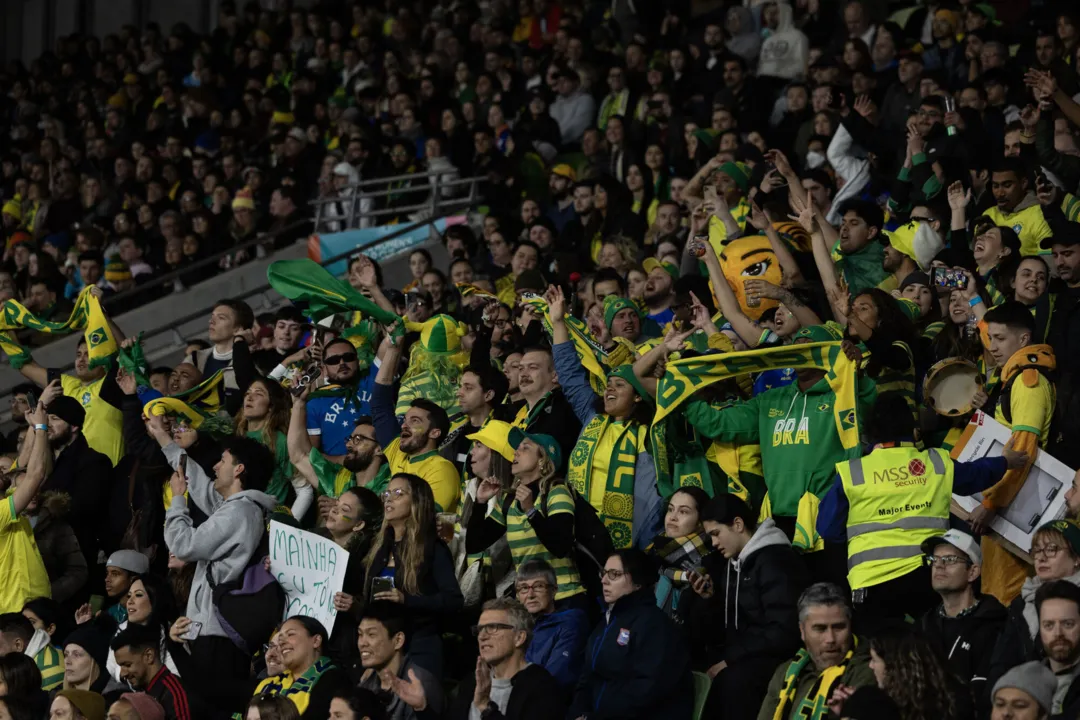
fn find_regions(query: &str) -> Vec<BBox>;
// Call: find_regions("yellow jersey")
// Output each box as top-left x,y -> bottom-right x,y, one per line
383,439 -> 461,513
0,494 -> 51,613
60,375 -> 123,465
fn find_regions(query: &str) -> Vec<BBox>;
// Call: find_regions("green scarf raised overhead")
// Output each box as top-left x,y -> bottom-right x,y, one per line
654,342 -> 862,452
0,287 -> 117,369
267,259 -> 399,325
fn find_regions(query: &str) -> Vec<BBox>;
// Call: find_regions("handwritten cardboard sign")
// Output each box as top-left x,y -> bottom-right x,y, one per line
269,520 -> 350,635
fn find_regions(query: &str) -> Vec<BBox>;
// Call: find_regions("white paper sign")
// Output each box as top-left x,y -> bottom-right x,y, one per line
269,520 -> 350,635
951,412 -> 1074,555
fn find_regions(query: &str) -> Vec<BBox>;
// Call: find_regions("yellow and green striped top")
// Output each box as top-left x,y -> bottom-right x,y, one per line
35,644 -> 63,691
489,484 -> 584,601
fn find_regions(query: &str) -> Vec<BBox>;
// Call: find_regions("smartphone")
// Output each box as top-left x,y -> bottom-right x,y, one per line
180,620 -> 203,641
24,389 -> 36,410
372,577 -> 395,596
930,266 -> 968,290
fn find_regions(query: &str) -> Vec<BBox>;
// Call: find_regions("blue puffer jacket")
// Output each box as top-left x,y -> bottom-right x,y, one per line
527,607 -> 590,691
568,588 -> 693,720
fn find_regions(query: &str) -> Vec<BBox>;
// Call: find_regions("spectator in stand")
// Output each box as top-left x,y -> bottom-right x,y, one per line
0,612 -> 59,692
513,559 -> 589,693
354,601 -> 444,720
990,662 -> 1057,720
110,623 -> 193,720
919,530 -> 1006,716
1032,581 -> 1080,717
569,549 -> 693,720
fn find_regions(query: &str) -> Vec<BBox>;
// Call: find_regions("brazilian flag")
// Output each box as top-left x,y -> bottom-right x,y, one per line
0,287 -> 117,369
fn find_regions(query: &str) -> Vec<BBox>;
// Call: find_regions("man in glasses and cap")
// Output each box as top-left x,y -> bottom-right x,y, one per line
302,336 -> 379,462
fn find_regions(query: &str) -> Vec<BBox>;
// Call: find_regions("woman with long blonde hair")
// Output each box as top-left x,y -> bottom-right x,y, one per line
363,472 -> 462,678
235,378 -> 312,519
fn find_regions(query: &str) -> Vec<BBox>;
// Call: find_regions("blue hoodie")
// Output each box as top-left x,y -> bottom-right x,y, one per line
526,607 -> 590,690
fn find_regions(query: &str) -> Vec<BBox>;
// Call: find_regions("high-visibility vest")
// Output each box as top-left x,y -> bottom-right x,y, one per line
837,446 -> 954,589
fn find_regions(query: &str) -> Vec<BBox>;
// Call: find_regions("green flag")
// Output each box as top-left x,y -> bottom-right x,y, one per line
267,259 -> 399,325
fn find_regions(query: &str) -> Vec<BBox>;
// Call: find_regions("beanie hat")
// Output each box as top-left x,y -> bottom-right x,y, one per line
717,161 -> 750,193
7,230 -> 32,249
603,295 -> 642,330
46,395 -> 86,428
2,198 -> 21,221
417,314 -> 466,354
120,693 -> 166,720
106,549 -> 150,574
934,8 -> 961,32
232,187 -> 256,211
105,256 -> 132,283
1039,519 -> 1080,557
793,323 -> 845,344
56,690 -> 106,720
64,626 -> 110,673
899,271 -> 931,292
514,269 -> 546,293
992,661 -> 1056,712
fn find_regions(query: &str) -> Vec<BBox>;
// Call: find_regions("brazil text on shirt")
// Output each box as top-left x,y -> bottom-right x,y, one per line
305,372 -> 377,455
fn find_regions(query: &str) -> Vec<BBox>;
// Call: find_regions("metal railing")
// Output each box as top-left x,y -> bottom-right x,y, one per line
311,170 -> 486,233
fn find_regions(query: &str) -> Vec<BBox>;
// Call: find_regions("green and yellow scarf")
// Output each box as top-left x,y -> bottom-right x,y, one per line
249,656 -> 336,717
520,294 -> 609,395
0,286 -> 116,369
567,416 -> 647,550
654,342 -> 861,452
772,639 -> 857,720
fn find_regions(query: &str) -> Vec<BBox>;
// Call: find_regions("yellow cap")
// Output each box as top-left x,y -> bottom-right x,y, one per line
550,164 -> 576,181
466,420 -> 515,461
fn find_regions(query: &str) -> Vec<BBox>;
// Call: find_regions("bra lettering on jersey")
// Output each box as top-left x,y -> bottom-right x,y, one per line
771,417 -> 810,446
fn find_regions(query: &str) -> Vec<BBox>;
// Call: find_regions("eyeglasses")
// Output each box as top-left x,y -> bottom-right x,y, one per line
324,353 -> 358,366
1032,544 -> 1064,560
381,488 -> 410,501
924,555 -> 970,567
346,434 -> 377,447
910,215 -> 936,224
471,623 -> 515,637
515,581 -> 552,595
262,642 -> 281,655
598,569 -> 626,581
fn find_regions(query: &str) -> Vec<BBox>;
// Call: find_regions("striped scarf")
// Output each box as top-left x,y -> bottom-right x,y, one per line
647,532 -> 711,586
567,415 -> 647,549
772,640 -> 857,720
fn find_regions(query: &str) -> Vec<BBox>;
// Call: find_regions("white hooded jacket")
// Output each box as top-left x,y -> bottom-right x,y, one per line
757,3 -> 809,81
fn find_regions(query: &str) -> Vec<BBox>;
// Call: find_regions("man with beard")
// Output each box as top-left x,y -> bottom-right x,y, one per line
1034,581 -> 1080,717
34,385 -> 113,592
546,164 -> 577,233
303,337 -> 379,462
983,158 -> 1054,257
641,257 -> 678,326
288,384 -> 389,510
372,333 -> 461,513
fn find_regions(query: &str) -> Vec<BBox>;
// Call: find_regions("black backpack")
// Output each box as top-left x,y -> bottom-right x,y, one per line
204,513 -> 286,657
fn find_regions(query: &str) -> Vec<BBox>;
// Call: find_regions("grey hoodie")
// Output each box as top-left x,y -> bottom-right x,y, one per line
162,443 -> 277,639
725,518 -> 791,630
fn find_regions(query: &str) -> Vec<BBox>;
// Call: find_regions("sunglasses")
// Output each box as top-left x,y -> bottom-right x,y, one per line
324,353 -> 358,366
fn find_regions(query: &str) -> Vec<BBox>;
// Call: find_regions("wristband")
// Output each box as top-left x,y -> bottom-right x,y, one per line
33,424 -> 47,432
968,296 -> 982,307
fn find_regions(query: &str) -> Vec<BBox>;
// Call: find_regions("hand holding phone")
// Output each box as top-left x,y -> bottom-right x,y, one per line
372,576 -> 395,597
930,266 -> 967,290
180,620 -> 203,641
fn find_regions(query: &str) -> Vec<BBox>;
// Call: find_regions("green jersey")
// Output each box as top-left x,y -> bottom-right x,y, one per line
309,449 -> 390,498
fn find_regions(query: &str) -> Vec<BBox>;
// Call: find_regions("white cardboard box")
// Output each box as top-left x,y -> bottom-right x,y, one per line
949,411 -> 1074,559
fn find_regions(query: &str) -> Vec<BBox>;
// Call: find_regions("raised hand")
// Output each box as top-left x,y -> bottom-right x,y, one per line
388,668 -> 428,711
544,284 -> 566,322
946,181 -> 971,211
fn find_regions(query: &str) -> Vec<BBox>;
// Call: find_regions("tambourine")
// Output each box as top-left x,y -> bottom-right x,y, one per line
924,357 -> 982,417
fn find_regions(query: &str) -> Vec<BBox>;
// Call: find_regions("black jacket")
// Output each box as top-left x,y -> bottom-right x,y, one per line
712,519 -> 807,667
988,594 -> 1043,701
569,588 -> 693,720
43,433 -> 113,575
447,663 -> 566,720
919,595 -> 1007,718
1047,283 -> 1080,469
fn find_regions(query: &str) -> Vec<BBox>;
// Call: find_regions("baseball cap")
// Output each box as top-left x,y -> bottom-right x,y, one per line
107,549 -> 150,574
1038,518 -> 1080,556
550,164 -> 576,181
508,428 -> 562,470
466,420 -> 515,462
643,257 -> 679,280
287,127 -> 307,143
921,529 -> 981,565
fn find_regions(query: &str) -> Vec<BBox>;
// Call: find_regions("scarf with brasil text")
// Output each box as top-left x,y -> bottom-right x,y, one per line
654,342 -> 861,452
0,287 -> 117,369
567,416 -> 647,550
772,639 -> 857,720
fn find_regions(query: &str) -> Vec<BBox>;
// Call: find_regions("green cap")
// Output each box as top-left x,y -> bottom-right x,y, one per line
508,428 -> 562,470
643,257 -> 679,280
603,295 -> 642,330
607,364 -> 653,406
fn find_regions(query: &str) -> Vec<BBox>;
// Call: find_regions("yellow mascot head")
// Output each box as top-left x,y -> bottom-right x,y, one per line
718,234 -> 783,320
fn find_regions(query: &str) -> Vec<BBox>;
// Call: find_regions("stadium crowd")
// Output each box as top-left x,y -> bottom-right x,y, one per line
4,0 -> 1080,719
